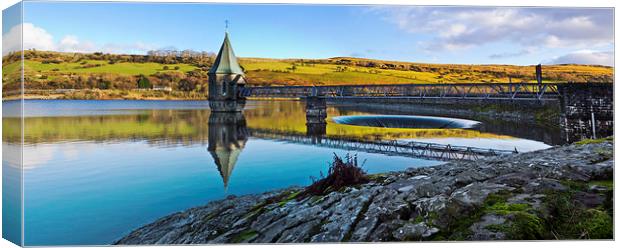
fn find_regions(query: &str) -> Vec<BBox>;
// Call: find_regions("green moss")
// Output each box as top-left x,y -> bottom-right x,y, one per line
430,204 -> 494,241
486,203 -> 530,216
482,212 -> 545,240
244,204 -> 267,220
413,214 -> 424,224
429,192 -> 513,240
435,191 -> 545,240
249,201 -> 267,212
367,173 -> 388,183
560,180 -> 588,191
590,148 -> 613,164
588,180 -> 613,189
431,185 -> 613,241
244,190 -> 303,218
442,214 -> 478,240
508,212 -> 545,240
581,209 -> 613,239
575,136 -> 613,145
231,229 -> 258,243
481,193 -> 544,240
544,190 -> 613,239
278,190 -> 301,207
426,211 -> 439,223
593,147 -> 612,156
483,190 -> 512,207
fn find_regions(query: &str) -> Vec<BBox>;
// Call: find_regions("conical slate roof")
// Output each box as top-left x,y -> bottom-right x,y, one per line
209,32 -> 244,75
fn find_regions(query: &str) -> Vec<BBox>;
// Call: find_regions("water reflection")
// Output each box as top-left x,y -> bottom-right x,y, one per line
330,103 -> 565,145
7,99 -> 560,245
208,112 -> 248,188
332,115 -> 481,129
2,99 -> 23,245
2,143 -> 22,245
4,100 -> 527,147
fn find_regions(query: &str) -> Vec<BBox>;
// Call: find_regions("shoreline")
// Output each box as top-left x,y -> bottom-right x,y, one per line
1,96 -> 296,102
115,138 -> 614,244
1,94 -> 296,101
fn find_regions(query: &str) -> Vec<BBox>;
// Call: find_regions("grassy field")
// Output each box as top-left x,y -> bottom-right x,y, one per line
1,60 -> 195,85
240,57 -> 613,85
4,58 -> 445,86
242,59 -> 465,85
24,60 -> 197,75
2,51 -> 614,99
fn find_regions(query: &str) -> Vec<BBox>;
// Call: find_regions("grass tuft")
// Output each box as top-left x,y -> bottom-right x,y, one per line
299,153 -> 369,198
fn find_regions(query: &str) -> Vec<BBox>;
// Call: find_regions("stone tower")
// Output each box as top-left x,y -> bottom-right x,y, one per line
208,112 -> 248,189
208,32 -> 246,112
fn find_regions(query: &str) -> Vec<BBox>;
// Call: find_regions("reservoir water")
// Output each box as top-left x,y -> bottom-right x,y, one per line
2,100 -> 554,245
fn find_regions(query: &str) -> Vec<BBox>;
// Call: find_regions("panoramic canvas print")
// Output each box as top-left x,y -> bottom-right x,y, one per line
1,1 -> 614,246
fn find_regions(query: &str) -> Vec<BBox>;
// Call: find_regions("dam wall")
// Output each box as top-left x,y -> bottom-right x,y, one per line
325,83 -> 613,144
558,83 -> 614,142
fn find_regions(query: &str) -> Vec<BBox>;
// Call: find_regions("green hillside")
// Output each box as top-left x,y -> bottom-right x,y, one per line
2,50 -> 614,99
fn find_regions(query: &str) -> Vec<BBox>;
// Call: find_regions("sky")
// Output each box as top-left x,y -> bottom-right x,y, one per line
2,1 -> 615,66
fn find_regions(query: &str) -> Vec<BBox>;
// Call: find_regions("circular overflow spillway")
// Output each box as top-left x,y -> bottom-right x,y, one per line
331,115 -> 481,129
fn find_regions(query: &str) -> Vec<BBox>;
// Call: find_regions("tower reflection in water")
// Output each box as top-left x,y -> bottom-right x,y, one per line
207,111 -> 248,189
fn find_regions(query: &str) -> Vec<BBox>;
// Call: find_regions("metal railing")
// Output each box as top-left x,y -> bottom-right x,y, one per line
241,83 -> 563,100
249,129 -> 517,161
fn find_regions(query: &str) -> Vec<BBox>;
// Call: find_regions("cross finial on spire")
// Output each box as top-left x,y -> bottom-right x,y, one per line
225,20 -> 229,32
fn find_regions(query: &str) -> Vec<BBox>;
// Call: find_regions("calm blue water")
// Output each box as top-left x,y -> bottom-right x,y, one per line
22,140 -> 423,245
2,143 -> 22,246
2,100 -> 552,245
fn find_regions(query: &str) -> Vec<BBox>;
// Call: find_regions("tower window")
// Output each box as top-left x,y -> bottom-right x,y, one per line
222,83 -> 227,96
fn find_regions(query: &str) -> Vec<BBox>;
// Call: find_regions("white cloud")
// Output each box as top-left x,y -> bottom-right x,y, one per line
370,7 -> 613,52
2,24 -> 21,55
22,23 -> 56,52
547,50 -> 613,66
3,23 -> 56,55
489,47 -> 538,59
57,35 -> 97,53
2,23 -> 157,55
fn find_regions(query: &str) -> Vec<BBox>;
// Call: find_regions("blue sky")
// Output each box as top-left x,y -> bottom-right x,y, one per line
2,2 -> 615,65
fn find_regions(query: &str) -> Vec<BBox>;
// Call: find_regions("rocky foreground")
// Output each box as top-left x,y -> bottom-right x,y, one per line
115,139 -> 614,244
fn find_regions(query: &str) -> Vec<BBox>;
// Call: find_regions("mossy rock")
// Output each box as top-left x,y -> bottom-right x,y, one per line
507,212 -> 545,240
231,229 -> 258,243
580,209 -> 613,239
588,180 -> 613,189
278,190 -> 301,207
486,203 -> 530,216
367,173 -> 389,183
575,136 -> 613,145
544,190 -> 613,239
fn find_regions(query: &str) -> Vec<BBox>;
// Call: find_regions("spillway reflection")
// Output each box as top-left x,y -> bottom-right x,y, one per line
332,115 -> 481,129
